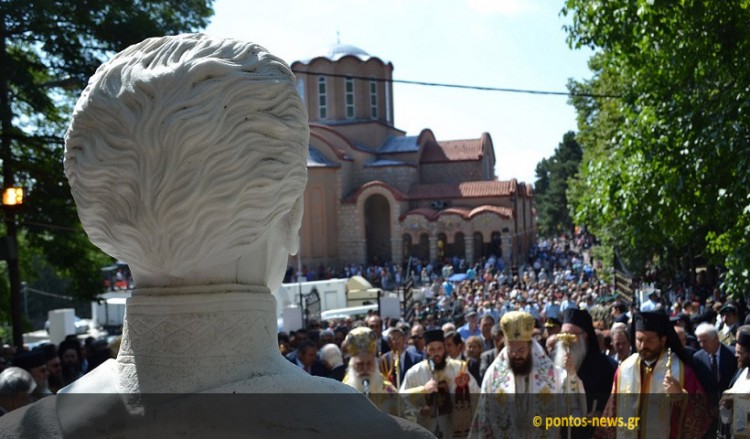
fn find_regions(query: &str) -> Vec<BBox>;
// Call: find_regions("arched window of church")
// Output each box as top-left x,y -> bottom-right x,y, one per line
345,76 -> 355,119
318,76 -> 327,119
369,79 -> 378,119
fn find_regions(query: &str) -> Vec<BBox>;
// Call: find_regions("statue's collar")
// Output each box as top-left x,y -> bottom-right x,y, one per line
131,283 -> 270,297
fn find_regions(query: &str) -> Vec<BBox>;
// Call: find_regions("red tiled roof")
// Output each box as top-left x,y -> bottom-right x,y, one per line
342,180 -> 408,204
408,181 -> 516,200
420,138 -> 484,163
466,205 -> 513,219
436,207 -> 472,218
400,204 -> 512,222
434,206 -> 512,219
398,207 -> 439,221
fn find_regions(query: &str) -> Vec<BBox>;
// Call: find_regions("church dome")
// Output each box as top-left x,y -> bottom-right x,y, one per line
297,43 -> 384,64
323,43 -> 370,60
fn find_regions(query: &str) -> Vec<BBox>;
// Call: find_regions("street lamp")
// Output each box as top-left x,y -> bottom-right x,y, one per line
2,186 -> 24,348
2,187 -> 23,206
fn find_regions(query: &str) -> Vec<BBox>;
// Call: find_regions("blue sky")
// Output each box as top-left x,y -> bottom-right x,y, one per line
204,0 -> 594,185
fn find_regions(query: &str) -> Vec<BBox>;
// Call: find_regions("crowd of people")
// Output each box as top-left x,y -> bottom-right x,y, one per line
4,235 -> 750,438
278,236 -> 750,438
0,335 -> 118,416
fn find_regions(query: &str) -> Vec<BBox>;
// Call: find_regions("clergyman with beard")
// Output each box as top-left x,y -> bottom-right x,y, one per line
593,311 -> 712,439
558,308 -> 617,438
36,344 -> 63,394
470,311 -> 585,439
401,329 -> 480,439
341,327 -> 398,413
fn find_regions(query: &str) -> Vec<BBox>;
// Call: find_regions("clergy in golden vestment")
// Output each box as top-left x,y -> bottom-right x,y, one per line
594,311 -> 712,439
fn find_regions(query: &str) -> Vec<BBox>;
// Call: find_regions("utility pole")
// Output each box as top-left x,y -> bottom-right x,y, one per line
0,17 -> 25,349
2,188 -> 24,348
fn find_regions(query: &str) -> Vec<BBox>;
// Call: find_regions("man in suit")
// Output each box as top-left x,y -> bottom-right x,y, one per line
380,327 -> 423,389
675,323 -> 719,430
285,339 -> 327,377
366,314 -> 391,356
609,324 -> 631,364
479,323 -> 504,382
319,343 -> 346,382
694,322 -> 737,393
408,324 -> 426,354
694,322 -> 737,438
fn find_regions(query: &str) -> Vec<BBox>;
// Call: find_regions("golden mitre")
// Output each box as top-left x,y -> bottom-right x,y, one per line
500,310 -> 535,342
345,327 -> 378,356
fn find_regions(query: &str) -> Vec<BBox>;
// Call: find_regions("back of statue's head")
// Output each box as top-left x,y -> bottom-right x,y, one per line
64,34 -> 308,282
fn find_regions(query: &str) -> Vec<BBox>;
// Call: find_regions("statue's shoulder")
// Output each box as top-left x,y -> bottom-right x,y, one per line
59,359 -> 119,394
0,363 -> 434,439
0,394 -> 61,438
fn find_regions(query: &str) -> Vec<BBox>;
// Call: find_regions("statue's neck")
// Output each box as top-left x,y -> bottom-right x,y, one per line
116,284 -> 281,392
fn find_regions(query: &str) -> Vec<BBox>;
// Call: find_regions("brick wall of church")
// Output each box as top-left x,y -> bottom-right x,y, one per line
337,203 -> 365,263
358,166 -> 418,194
420,162 -> 484,184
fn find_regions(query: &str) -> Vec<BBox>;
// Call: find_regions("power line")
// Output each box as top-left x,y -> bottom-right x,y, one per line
24,286 -> 76,301
20,220 -> 79,233
291,70 -> 621,99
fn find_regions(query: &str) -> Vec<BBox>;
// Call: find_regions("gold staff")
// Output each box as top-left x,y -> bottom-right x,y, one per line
558,332 -> 579,439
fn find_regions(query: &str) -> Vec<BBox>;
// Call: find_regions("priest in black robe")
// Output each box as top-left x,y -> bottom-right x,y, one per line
561,308 -> 618,438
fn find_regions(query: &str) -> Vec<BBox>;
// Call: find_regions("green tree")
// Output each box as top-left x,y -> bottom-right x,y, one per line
534,131 -> 582,237
562,0 -> 750,295
0,1 -> 215,308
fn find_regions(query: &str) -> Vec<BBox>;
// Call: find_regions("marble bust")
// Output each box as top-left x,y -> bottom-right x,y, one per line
0,34 -> 431,438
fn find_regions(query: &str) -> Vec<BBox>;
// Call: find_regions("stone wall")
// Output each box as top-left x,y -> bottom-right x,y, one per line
357,165 -> 417,194
420,162 -> 483,184
337,203 -> 365,263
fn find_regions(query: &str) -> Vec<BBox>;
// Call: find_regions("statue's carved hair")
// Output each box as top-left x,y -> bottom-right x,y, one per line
64,34 -> 308,278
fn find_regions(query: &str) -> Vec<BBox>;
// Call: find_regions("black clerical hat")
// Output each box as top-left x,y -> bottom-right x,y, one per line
562,308 -> 599,353
633,311 -> 692,365
423,329 -> 444,345
13,349 -> 46,371
634,311 -> 671,335
562,308 -> 593,331
34,343 -> 57,361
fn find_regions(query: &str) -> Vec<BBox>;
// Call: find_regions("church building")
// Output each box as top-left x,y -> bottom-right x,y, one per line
290,44 -> 535,270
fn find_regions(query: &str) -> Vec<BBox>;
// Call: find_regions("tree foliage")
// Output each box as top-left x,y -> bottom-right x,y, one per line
562,0 -> 750,295
534,131 -> 582,238
0,0 -> 215,305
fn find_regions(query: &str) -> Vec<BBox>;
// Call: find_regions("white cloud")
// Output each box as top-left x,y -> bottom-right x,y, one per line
467,0 -> 539,16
